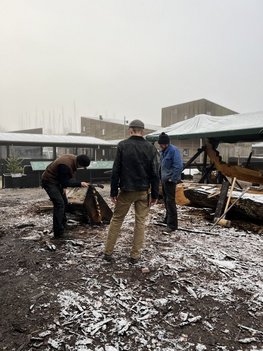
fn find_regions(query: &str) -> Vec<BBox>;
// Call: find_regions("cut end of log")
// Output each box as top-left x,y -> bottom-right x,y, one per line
217,218 -> 231,227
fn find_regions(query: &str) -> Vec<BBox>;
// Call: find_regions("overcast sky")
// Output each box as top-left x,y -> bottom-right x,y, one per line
0,0 -> 263,133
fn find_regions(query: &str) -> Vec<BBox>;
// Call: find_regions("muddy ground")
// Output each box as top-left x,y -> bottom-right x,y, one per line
0,185 -> 262,351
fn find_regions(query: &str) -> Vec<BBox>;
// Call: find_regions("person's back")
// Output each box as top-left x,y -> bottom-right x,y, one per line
41,154 -> 90,238
42,154 -> 77,185
111,135 -> 158,194
104,119 -> 159,264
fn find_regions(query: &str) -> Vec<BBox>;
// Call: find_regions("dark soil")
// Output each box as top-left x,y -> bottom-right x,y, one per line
0,186 -> 262,351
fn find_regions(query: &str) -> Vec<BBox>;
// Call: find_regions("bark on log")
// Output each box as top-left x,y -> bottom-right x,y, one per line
184,187 -> 263,223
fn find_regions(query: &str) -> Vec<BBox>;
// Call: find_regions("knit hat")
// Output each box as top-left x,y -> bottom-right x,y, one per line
76,154 -> 91,168
158,132 -> 170,144
128,119 -> 145,129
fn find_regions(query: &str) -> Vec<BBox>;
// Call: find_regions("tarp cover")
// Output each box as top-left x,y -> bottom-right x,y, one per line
146,112 -> 263,143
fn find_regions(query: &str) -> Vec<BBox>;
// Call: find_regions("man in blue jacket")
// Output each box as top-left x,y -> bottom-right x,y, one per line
158,132 -> 183,233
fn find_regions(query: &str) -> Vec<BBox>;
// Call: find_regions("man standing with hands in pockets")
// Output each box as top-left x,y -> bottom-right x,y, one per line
158,132 -> 183,233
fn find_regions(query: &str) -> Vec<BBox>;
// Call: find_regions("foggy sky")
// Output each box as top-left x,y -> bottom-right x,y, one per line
0,0 -> 263,133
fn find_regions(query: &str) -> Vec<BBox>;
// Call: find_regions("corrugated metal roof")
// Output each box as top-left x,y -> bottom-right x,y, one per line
0,133 -> 116,147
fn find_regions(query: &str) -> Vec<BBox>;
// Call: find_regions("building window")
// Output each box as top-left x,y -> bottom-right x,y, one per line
82,126 -> 86,132
102,129 -> 105,136
183,149 -> 189,156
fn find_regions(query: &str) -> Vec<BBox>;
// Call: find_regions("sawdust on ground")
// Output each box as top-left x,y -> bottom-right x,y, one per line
0,185 -> 262,351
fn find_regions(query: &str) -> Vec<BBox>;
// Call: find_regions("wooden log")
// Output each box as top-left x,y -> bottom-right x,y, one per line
184,185 -> 263,223
184,187 -> 220,209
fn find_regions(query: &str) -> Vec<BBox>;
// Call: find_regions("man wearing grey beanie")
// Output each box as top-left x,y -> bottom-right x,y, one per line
158,132 -> 183,233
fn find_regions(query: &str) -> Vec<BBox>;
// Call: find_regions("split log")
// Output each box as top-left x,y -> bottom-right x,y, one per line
184,185 -> 263,223
67,186 -> 112,225
184,186 -> 221,209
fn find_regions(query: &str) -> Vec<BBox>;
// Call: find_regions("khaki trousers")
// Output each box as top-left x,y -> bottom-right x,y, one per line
104,190 -> 150,259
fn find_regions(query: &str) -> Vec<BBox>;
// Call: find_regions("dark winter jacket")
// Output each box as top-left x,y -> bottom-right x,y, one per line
159,144 -> 183,183
41,154 -> 82,188
110,136 -> 159,199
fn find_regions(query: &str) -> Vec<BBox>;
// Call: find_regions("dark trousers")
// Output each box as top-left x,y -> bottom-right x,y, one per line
42,181 -> 68,236
162,181 -> 178,230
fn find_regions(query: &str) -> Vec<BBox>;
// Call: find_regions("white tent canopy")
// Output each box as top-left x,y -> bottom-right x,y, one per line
146,112 -> 263,143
